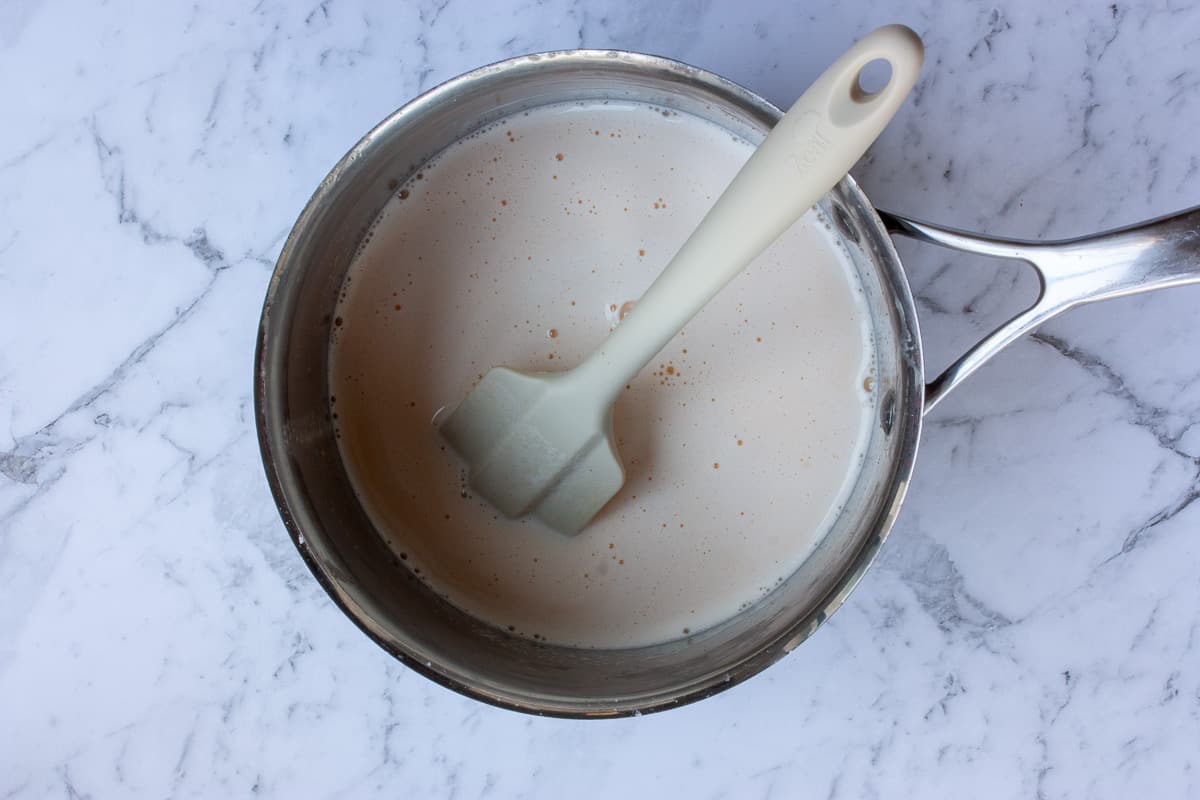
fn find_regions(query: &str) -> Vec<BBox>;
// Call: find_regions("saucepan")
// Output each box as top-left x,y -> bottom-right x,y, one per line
254,50 -> 1200,717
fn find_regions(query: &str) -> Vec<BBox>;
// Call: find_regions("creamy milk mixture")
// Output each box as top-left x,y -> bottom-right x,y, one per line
331,101 -> 875,648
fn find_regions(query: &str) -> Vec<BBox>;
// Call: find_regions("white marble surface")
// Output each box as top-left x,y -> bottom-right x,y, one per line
2,0 -> 1199,796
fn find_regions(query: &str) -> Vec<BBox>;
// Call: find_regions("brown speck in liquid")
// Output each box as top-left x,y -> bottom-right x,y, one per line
547,353 -> 555,359
756,336 -> 763,343
662,110 -> 670,117
552,175 -> 557,180
394,304 -> 402,311
666,366 -> 675,375
555,153 -> 564,161
619,559 -> 624,565
608,543 -> 614,549
333,316 -> 343,327
609,303 -> 617,312
548,328 -> 558,338
500,199 -> 508,206
682,348 -> 688,354
570,300 -> 576,306
737,439 -> 744,446
399,189 -> 410,200
863,376 -> 874,392
713,462 -> 720,470
638,248 -> 645,257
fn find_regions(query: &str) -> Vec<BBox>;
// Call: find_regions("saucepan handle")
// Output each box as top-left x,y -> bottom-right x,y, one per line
878,205 -> 1200,413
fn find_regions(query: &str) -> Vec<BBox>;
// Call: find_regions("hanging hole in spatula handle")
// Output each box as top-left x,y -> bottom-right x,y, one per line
815,25 -> 923,131
690,24 -> 923,262
854,59 -> 894,96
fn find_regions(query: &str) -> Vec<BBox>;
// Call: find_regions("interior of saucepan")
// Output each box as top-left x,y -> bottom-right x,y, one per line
255,51 -> 923,717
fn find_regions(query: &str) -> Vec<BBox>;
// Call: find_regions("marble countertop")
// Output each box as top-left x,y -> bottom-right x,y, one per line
3,0 -> 1199,796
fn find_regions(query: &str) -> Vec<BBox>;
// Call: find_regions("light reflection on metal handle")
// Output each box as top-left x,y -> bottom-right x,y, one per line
878,205 -> 1200,413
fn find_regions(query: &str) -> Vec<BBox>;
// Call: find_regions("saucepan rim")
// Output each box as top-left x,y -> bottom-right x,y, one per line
255,48 -> 925,717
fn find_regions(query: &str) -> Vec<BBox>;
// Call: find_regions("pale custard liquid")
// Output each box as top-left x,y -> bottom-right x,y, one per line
330,101 -> 875,649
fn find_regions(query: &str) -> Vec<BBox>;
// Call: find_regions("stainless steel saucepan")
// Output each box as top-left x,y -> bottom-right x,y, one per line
255,50 -> 1200,717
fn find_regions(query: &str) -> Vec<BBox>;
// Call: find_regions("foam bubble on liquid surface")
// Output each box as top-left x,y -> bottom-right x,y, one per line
330,101 -> 875,649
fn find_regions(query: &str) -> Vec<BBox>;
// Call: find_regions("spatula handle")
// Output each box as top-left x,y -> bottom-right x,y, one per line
573,25 -> 924,404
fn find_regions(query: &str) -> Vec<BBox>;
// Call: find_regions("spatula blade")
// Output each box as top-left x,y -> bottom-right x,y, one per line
532,429 -> 625,535
438,367 -> 625,532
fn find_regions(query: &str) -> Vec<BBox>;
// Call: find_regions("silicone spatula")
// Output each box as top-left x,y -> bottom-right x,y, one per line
439,25 -> 924,535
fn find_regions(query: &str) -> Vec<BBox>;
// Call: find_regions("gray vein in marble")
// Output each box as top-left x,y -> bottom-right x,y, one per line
879,530 -> 1013,636
0,267 -> 217,490
1166,71 -> 1200,108
960,260 -> 1025,315
201,74 -> 228,139
0,133 -> 58,172
915,291 -> 952,317
1035,671 -> 1078,799
415,0 -> 452,91
966,8 -> 1012,61
1087,3 -> 1124,63
1028,331 -> 1200,564
1031,331 -> 1197,456
305,0 -> 334,27
1106,483 -> 1200,563
172,723 -> 196,790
